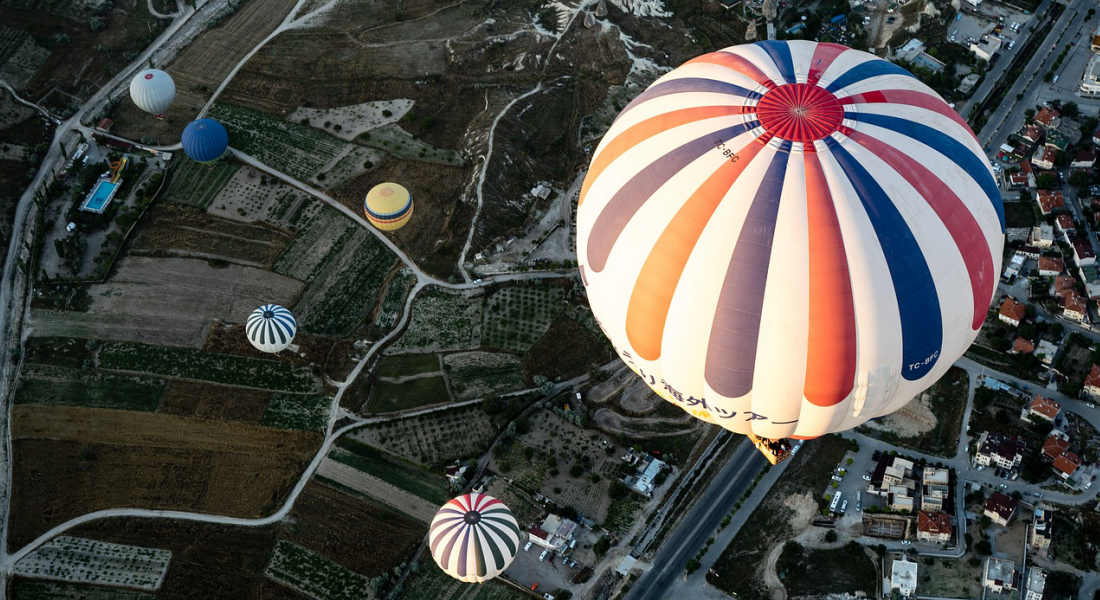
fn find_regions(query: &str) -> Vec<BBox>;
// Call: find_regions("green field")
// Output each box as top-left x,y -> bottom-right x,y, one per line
296,229 -> 397,336
377,354 -> 440,378
14,365 -> 164,411
163,156 -> 237,209
604,496 -> 645,536
13,582 -> 155,600
374,268 -> 416,331
207,103 -> 349,182
96,342 -> 319,393
481,286 -> 566,351
393,289 -> 481,351
444,353 -> 525,400
397,563 -> 526,600
273,207 -> 357,282
368,375 -> 450,413
358,124 -> 464,166
261,393 -> 331,430
265,540 -> 369,600
331,438 -> 448,505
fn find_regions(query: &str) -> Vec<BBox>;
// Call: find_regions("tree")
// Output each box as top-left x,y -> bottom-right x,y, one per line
975,539 -> 992,555
1025,107 -> 1036,120
824,530 -> 838,543
593,536 -> 611,557
685,559 -> 701,574
979,515 -> 992,529
1063,101 -> 1080,119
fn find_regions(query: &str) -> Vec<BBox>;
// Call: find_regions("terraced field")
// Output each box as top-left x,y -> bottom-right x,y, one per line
163,158 -> 238,209
442,351 -> 525,400
295,228 -> 397,336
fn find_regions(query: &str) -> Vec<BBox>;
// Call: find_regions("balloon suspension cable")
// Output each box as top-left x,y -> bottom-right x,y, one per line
747,433 -> 793,465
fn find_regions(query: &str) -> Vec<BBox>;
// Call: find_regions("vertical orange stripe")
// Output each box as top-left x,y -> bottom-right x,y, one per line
803,152 -> 856,406
625,142 -> 765,361
686,52 -> 775,88
580,106 -> 743,206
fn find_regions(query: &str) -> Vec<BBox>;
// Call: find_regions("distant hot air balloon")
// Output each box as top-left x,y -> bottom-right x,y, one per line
576,40 -> 1004,463
181,118 -> 228,163
364,182 -> 413,231
129,69 -> 175,117
429,493 -> 520,583
246,304 -> 296,353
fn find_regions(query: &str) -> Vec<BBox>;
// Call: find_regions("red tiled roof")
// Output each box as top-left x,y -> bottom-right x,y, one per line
1060,290 -> 1088,315
528,526 -> 550,540
1073,236 -> 1097,260
1075,149 -> 1098,164
1054,451 -> 1082,476
918,511 -> 953,536
1056,215 -> 1076,232
1043,435 -> 1071,461
985,492 -> 1018,521
1029,395 -> 1061,419
1035,106 -> 1061,127
1038,256 -> 1064,273
1055,276 -> 1077,294
1038,190 -> 1065,213
1086,364 -> 1100,390
1013,337 -> 1035,354
1020,160 -> 1034,175
999,297 -> 1027,322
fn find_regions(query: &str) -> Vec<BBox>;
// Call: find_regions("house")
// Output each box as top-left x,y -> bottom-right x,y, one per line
1004,253 -> 1026,279
1024,568 -> 1046,600
891,558 -> 918,598
889,485 -> 915,512
528,525 -> 555,550
95,118 -> 113,132
444,464 -> 468,484
922,467 -> 948,486
1037,191 -> 1065,216
1045,129 -> 1070,152
1009,172 -> 1031,188
1019,159 -> 1037,188
1036,339 -> 1059,365
1018,124 -> 1043,145
984,557 -> 1017,592
1072,236 -> 1098,266
1042,434 -> 1071,461
975,432 -> 1026,470
1012,337 -> 1035,354
1059,290 -> 1089,322
984,492 -> 1018,526
1032,146 -> 1059,170
1055,275 -> 1077,295
529,514 -> 579,551
1086,55 -> 1100,94
1073,149 -> 1098,170
1024,395 -> 1062,422
1031,223 -> 1056,247
970,36 -> 1002,61
1038,256 -> 1063,276
1080,266 -> 1100,298
1018,244 -> 1042,260
1034,106 -> 1062,130
922,483 -> 949,511
998,297 -> 1027,327
916,511 -> 952,543
1030,507 -> 1053,553
1085,364 -> 1100,397
1053,451 -> 1081,479
1055,215 -> 1076,237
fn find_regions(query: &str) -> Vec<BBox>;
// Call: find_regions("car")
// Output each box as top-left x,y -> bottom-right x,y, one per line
862,475 -> 871,481
539,550 -> 548,562
857,503 -> 862,512
841,500 -> 848,512
544,594 -> 556,600
1009,41 -> 1016,49
1036,492 -> 1043,499
901,540 -> 912,545
1000,483 -> 1009,489
977,465 -> 985,471
525,541 -> 533,552
1089,403 -> 1097,409
832,475 -> 843,482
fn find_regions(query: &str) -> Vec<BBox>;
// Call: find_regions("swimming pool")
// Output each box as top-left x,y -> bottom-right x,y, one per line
79,178 -> 120,214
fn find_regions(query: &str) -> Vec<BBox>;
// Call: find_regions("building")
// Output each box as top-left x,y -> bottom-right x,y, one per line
631,455 -> 667,495
889,485 -> 915,512
984,557 -> 1017,593
1053,451 -> 1081,479
1031,223 -> 1056,247
1059,290 -> 1089,322
1034,106 -> 1062,130
444,464 -> 467,484
976,432 -> 1026,470
1084,54 -> 1100,94
1004,253 -> 1026,279
1042,434 -> 1071,461
1032,146 -> 1059,170
1018,244 -> 1042,260
970,36 -> 1002,61
1085,364 -> 1100,397
528,514 -> 579,551
922,483 -> 949,511
528,525 -> 555,550
95,118 -> 113,132
891,558 -> 918,598
917,511 -> 952,543
1073,236 -> 1098,266
1024,395 -> 1061,422
958,72 -> 981,94
1080,265 -> 1100,298
1037,191 -> 1064,216
1045,129 -> 1070,152
998,297 -> 1027,327
1030,507 -> 1053,553
1073,149 -> 1098,170
1038,256 -> 1063,276
1093,23 -> 1100,52
1017,124 -> 1043,145
1012,337 -> 1035,354
1036,339 -> 1059,365
985,492 -> 1019,527
1056,215 -> 1077,237
1024,568 -> 1046,600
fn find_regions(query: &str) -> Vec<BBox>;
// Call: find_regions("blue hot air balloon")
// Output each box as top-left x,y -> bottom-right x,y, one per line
181,118 -> 228,163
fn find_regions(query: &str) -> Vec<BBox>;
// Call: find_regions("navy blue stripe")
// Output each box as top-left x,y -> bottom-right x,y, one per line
828,143 -> 943,381
616,78 -> 754,124
844,111 -> 1005,232
365,201 -> 412,220
824,59 -> 916,94
588,122 -> 757,272
755,41 -> 796,84
704,151 -> 789,397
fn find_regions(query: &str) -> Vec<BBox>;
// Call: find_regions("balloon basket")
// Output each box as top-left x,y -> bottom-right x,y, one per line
748,433 -> 792,465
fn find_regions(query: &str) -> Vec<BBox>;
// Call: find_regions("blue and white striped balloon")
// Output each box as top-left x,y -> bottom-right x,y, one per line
246,304 -> 296,353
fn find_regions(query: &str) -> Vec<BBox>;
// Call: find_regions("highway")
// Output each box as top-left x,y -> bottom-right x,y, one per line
624,442 -> 767,600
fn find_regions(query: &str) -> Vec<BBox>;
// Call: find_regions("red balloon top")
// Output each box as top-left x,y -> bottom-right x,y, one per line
755,83 -> 843,143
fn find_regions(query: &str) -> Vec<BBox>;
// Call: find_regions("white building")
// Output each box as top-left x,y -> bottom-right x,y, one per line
1084,55 -> 1100,94
1024,568 -> 1046,600
891,558 -> 918,598
984,557 -> 1016,592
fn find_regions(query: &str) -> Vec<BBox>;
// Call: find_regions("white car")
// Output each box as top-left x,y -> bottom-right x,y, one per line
1000,483 -> 1009,489
862,475 -> 871,481
901,540 -> 912,545
841,500 -> 848,512
977,465 -> 985,471
524,541 -> 533,552
539,550 -> 548,562
1088,403 -> 1097,409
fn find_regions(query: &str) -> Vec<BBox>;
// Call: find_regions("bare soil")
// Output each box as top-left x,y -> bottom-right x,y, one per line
129,202 -> 294,267
522,314 -> 613,382
204,323 -> 356,383
157,380 -> 272,424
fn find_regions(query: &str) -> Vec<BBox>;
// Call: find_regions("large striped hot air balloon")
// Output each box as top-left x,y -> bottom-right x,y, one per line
129,69 -> 175,117
182,118 -> 228,163
576,40 -> 1003,463
246,304 -> 296,353
364,182 -> 413,231
429,493 -> 520,583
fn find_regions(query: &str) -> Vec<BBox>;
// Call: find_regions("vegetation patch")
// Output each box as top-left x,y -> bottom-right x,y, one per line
265,539 -> 370,600
397,560 -> 526,600
351,404 -> 500,466
481,285 -> 566,352
856,366 -> 968,457
374,268 -> 416,331
163,157 -> 238,209
295,228 -> 397,336
443,351 -> 525,400
273,207 -> 356,281
377,353 -> 439,378
392,289 -> 481,351
775,541 -> 877,596
15,365 -> 164,412
12,581 -> 155,600
331,437 -> 448,505
96,342 -> 319,393
261,394 -> 331,430
13,536 -> 171,591
368,375 -> 450,414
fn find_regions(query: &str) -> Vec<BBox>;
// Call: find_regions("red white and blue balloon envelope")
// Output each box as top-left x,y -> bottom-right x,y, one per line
429,493 -> 520,583
246,304 -> 296,353
577,41 -> 1004,441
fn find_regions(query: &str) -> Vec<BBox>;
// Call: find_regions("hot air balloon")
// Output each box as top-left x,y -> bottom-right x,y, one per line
246,304 -> 296,353
364,182 -> 413,231
429,493 -> 520,583
576,40 -> 1004,463
129,69 -> 175,117
181,118 -> 228,163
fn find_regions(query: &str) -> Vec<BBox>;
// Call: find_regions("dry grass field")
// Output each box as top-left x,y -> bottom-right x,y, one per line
10,406 -> 321,549
129,203 -> 294,268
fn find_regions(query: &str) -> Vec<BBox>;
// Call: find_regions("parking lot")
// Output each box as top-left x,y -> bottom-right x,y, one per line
504,528 -> 601,593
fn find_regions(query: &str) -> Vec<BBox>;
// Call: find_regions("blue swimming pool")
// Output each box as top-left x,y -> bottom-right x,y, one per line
80,179 -> 120,213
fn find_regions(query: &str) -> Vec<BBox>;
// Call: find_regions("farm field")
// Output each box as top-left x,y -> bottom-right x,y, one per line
129,203 -> 293,268
284,482 -> 425,577
12,581 -> 156,600
288,100 -> 413,141
376,353 -> 440,378
29,257 -> 302,348
96,341 -> 320,393
367,375 -> 450,414
315,457 -> 437,522
14,365 -> 164,412
484,479 -> 542,527
162,158 -> 238,209
481,285 -> 566,352
358,123 -> 463,166
351,404 -> 499,466
523,313 -> 613,382
13,536 -> 171,591
373,268 -> 416,331
265,540 -> 370,600
206,167 -> 315,226
273,207 -> 356,282
294,228 -> 397,336
398,562 -> 527,600
442,351 -> 525,400
9,406 -> 321,548
207,102 -> 351,183
391,289 -> 481,351
157,381 -> 271,424
329,437 -> 448,505
261,393 -> 331,430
